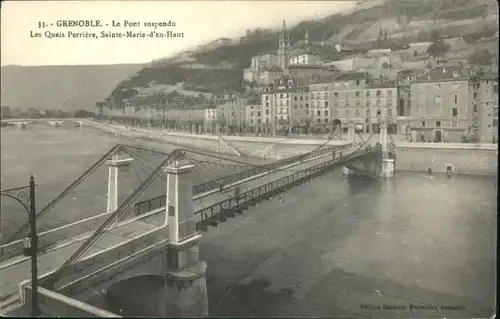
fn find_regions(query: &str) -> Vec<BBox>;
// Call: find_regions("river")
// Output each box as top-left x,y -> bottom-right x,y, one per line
1,124 -> 496,318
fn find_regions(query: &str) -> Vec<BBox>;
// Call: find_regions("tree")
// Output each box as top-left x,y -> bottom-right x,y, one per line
468,49 -> 493,66
427,33 -> 450,58
74,109 -> 94,118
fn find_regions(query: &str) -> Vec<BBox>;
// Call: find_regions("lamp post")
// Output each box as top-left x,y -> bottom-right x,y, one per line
1,175 -> 40,316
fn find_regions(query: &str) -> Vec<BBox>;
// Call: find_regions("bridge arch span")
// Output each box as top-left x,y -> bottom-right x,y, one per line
56,239 -> 168,302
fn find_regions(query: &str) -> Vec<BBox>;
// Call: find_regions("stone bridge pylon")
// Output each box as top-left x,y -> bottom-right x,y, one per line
344,121 -> 395,179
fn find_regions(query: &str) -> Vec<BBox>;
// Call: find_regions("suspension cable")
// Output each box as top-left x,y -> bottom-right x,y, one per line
2,144 -> 124,245
42,149 -> 183,289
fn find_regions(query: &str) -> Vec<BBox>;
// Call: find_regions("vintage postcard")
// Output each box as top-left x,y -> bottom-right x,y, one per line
0,0 -> 497,317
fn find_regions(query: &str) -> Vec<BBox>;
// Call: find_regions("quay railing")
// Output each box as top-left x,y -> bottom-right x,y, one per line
134,143 -> 352,215
194,148 -> 378,230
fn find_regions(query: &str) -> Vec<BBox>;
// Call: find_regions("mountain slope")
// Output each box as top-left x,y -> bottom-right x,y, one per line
1,64 -> 143,112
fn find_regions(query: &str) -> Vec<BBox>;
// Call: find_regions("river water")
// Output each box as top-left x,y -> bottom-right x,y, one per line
1,124 -> 497,318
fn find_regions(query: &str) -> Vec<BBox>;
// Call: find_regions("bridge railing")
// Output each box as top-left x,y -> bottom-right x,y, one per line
135,143 -> 353,214
194,148 -> 377,229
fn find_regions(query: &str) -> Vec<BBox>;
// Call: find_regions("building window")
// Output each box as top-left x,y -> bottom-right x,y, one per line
266,102 -> 269,107
366,91 -> 370,97
280,94 -> 283,98
366,100 -> 371,107
325,101 -> 329,107
356,100 -> 361,106
317,118 -> 321,123
454,94 -> 458,105
334,92 -> 338,97
265,110 -> 269,115
387,99 -> 393,106
452,120 -> 458,128
376,109 -> 381,117
250,112 -> 254,117
366,109 -> 370,116
452,108 -> 458,117
388,109 -> 392,117
345,100 -> 350,107
422,121 -> 426,127
356,80 -> 360,85
258,119 -> 261,124
325,110 -> 328,116
376,90 -> 382,97
266,95 -> 269,100
419,107 -> 426,117
493,119 -> 498,127
305,109 -> 309,114
436,120 -> 441,127
306,103 -> 309,108
257,111 -> 261,117
494,85 -> 498,93
435,95 -> 442,105
324,92 -> 328,99
436,83 -> 441,89
452,83 -> 459,90
300,96 -> 304,101
419,95 -> 425,106
317,110 -> 321,116
436,106 -> 441,117
376,99 -> 381,106
355,109 -> 360,116
356,91 -> 360,97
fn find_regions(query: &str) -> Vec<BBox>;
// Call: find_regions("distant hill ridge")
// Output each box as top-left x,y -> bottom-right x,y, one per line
1,64 -> 143,111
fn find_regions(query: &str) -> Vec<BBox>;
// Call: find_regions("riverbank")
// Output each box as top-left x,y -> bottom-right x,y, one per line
85,121 -> 498,175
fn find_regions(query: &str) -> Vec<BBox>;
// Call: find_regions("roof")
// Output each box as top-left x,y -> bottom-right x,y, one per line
366,82 -> 398,89
261,65 -> 282,73
415,65 -> 468,82
256,51 -> 277,57
309,74 -> 337,84
289,49 -> 319,57
333,72 -> 367,82
288,64 -> 324,69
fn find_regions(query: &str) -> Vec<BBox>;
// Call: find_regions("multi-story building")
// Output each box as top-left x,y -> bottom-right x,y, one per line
410,65 -> 470,143
246,96 -> 265,134
471,73 -> 498,143
259,66 -> 283,85
365,83 -> 398,133
331,72 -> 368,133
289,51 -> 321,66
309,79 -> 333,132
216,94 -> 248,134
288,65 -> 336,85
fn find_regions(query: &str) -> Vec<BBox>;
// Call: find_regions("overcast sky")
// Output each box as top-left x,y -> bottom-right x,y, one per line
1,1 -> 355,66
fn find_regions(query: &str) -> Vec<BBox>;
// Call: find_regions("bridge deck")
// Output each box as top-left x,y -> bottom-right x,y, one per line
0,219 -> 160,303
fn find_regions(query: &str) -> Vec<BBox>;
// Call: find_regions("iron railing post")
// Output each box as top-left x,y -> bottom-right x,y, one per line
29,175 -> 40,317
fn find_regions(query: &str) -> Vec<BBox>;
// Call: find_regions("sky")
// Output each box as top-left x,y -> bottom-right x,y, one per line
1,1 -> 355,66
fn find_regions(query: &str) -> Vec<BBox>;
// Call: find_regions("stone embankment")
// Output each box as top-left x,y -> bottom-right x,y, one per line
86,121 -> 351,160
86,121 -> 498,175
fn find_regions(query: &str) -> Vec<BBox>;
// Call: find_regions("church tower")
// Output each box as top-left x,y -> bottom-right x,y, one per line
278,20 -> 290,71
304,29 -> 309,45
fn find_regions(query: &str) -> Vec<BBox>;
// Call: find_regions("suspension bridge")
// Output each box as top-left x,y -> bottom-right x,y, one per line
0,123 -> 395,316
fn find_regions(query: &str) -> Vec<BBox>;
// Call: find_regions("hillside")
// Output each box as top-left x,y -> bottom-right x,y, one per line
1,64 -> 143,112
109,0 -> 497,100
